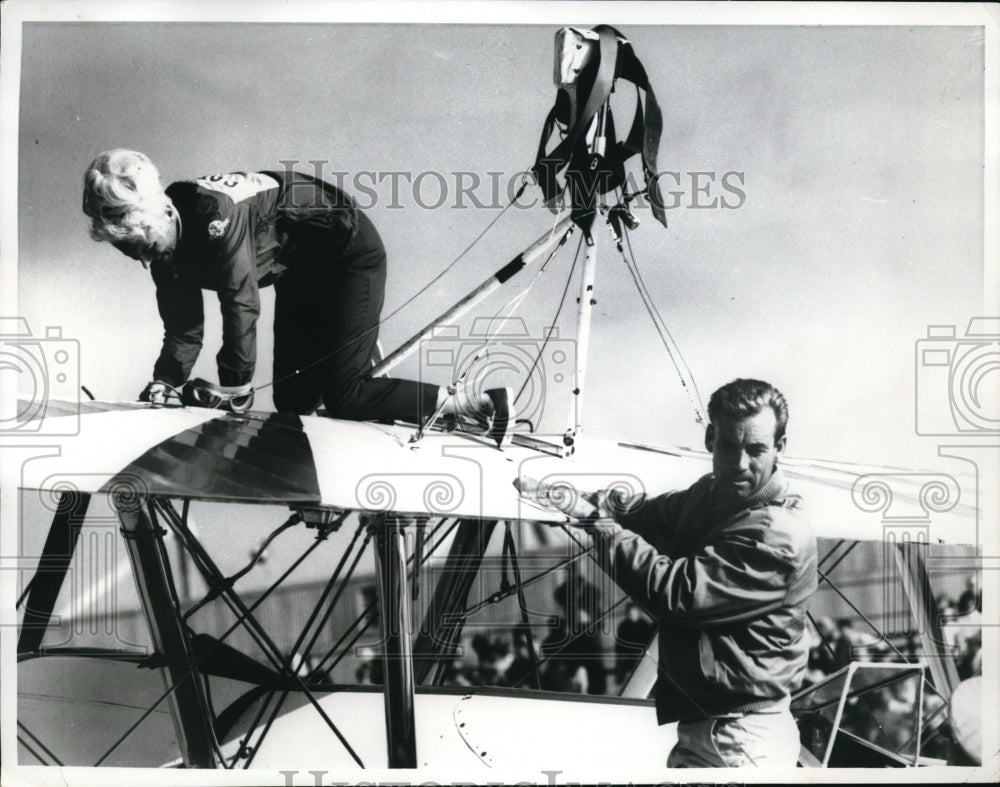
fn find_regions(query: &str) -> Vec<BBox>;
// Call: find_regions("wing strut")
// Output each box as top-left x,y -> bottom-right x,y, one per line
117,496 -> 219,767
413,519 -> 499,685
374,514 -> 417,768
893,541 -> 960,698
17,491 -> 91,654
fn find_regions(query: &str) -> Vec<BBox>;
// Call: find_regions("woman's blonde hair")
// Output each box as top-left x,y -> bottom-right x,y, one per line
82,149 -> 173,246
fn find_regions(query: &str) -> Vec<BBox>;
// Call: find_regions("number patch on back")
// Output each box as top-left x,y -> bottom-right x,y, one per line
196,172 -> 279,204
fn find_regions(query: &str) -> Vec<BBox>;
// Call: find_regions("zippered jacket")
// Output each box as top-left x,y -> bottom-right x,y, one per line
151,170 -> 358,387
592,469 -> 817,723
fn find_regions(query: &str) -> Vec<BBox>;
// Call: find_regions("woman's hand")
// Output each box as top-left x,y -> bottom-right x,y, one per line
139,381 -> 171,406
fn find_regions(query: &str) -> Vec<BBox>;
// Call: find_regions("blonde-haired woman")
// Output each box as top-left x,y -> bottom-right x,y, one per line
82,149 -> 512,444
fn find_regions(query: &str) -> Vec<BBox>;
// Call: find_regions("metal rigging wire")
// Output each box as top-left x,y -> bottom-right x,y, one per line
149,500 -> 365,767
513,228 -> 585,409
619,220 -> 707,425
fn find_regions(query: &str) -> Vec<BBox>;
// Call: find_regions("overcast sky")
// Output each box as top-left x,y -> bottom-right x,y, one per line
7,6 -> 997,471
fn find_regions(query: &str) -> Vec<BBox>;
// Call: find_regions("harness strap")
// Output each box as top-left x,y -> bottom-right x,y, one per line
531,25 -> 667,229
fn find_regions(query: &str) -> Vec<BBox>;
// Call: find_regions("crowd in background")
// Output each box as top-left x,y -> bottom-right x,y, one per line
356,574 -> 982,699
352,570 -> 982,762
803,575 -> 982,687
354,572 -> 655,695
419,576 -> 983,697
430,577 -> 654,694
344,571 -> 982,765
799,576 -> 982,763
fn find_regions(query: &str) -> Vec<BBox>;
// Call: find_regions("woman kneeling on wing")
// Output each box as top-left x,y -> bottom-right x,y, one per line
82,149 -> 512,445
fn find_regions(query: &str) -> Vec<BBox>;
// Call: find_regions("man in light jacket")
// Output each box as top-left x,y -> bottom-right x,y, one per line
518,378 -> 817,767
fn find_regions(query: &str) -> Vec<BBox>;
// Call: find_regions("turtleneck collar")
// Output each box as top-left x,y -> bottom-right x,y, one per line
713,467 -> 788,514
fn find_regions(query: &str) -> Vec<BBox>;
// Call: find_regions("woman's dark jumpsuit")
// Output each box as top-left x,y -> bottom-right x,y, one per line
151,169 -> 438,421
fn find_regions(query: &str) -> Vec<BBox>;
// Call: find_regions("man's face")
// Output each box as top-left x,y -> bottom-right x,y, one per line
706,407 -> 786,503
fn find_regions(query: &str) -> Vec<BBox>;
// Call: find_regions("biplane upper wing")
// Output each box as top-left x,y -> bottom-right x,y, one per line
621,443 -> 979,545
11,401 -> 980,544
10,402 -> 684,524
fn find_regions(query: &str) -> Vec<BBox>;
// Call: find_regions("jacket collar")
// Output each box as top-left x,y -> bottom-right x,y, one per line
745,467 -> 788,508
712,467 -> 788,514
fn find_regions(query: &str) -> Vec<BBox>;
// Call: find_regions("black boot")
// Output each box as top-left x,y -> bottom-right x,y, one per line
485,387 -> 515,448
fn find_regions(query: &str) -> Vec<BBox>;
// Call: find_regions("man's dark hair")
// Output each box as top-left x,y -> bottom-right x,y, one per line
707,378 -> 789,441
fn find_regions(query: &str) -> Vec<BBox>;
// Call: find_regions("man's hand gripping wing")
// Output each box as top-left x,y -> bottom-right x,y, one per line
515,475 -> 608,522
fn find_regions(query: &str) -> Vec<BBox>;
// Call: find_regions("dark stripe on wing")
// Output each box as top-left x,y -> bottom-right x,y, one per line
101,412 -> 322,505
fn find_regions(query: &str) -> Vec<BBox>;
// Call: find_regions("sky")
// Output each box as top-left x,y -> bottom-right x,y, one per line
6,6 -> 998,474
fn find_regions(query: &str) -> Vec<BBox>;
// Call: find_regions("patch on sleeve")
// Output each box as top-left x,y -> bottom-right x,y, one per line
207,218 -> 230,239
